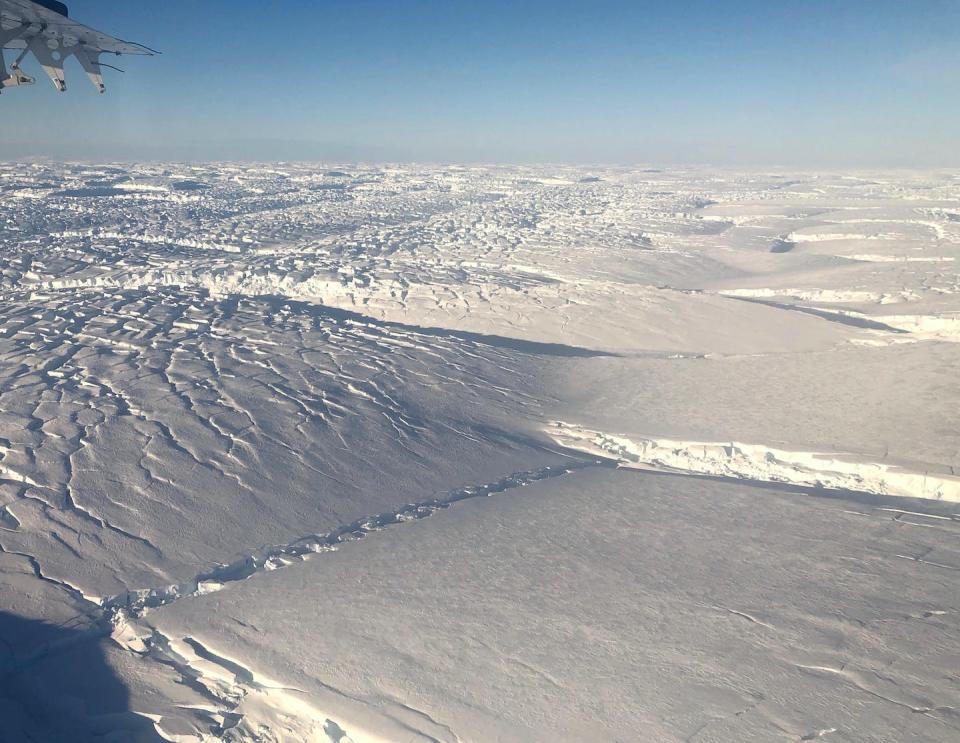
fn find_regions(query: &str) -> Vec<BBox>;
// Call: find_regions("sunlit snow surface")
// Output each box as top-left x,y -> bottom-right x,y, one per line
0,163 -> 958,742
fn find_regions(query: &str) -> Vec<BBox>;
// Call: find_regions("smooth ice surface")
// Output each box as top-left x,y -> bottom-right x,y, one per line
131,468 -> 960,743
0,164 -> 958,741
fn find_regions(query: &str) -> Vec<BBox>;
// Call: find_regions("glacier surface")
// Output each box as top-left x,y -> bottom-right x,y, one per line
0,163 -> 957,742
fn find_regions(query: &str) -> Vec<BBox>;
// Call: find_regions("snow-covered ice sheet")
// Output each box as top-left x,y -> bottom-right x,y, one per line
125,468 -> 960,742
0,163 -> 958,741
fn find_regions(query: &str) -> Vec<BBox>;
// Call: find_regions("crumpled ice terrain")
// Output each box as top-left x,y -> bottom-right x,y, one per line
0,163 -> 957,742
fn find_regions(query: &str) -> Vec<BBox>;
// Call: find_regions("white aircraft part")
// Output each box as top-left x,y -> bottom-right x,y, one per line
27,34 -> 65,90
0,28 -> 32,87
0,0 -> 154,93
74,44 -> 103,93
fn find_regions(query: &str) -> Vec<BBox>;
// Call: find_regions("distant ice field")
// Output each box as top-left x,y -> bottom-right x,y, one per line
0,163 -> 957,741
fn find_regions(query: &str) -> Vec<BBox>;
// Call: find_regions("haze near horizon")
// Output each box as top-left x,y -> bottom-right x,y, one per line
2,0 -> 958,165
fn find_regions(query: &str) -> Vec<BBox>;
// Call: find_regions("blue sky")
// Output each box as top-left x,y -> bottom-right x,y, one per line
3,0 -> 959,164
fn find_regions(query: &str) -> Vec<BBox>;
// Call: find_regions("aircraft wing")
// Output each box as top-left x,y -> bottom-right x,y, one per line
1,0 -> 156,93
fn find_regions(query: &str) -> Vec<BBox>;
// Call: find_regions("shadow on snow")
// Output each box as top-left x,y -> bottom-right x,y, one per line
0,611 -> 163,743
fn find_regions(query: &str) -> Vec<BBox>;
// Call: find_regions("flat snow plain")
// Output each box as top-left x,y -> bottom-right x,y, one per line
0,164 -> 957,742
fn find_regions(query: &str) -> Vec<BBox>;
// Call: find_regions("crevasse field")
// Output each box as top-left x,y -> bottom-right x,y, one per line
0,164 -> 958,742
